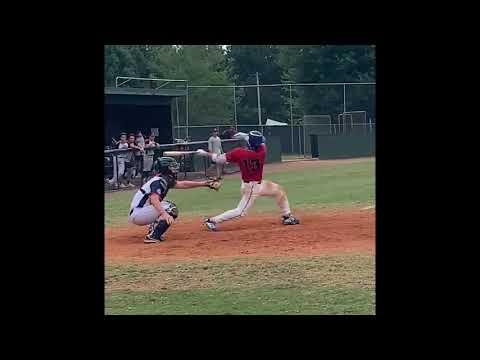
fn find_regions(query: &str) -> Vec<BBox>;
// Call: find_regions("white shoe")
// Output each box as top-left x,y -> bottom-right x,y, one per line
282,214 -> 300,225
128,183 -> 136,188
204,219 -> 217,231
119,183 -> 127,188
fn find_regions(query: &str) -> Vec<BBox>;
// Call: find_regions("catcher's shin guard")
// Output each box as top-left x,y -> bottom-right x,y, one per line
145,202 -> 179,242
146,220 -> 171,241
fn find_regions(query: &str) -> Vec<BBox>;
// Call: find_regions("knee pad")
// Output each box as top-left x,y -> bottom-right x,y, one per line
164,200 -> 179,219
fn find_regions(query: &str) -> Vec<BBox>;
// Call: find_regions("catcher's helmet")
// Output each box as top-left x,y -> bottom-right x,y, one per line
248,130 -> 264,150
153,157 -> 180,176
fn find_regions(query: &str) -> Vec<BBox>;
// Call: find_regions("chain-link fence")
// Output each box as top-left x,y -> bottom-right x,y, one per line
174,82 -> 375,158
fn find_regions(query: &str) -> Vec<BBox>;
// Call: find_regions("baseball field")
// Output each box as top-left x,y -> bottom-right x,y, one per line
105,157 -> 375,315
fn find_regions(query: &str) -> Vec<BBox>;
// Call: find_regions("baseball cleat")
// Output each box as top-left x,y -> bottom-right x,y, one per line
147,221 -> 158,234
204,219 -> 217,231
144,234 -> 165,243
282,214 -> 300,225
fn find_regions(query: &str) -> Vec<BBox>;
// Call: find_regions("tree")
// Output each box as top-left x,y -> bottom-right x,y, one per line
104,45 -> 376,127
105,45 -> 234,125
225,45 -> 288,124
277,45 -> 376,119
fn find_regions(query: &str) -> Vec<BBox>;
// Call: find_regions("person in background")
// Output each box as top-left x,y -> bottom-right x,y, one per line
134,130 -> 145,178
208,128 -> 224,179
143,133 -> 158,182
221,126 -> 236,140
120,134 -> 136,188
106,132 -> 129,187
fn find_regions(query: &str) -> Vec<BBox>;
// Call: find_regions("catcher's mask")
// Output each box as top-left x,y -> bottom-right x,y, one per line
154,157 -> 180,177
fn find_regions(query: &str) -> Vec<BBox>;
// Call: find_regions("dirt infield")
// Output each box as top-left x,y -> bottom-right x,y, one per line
105,208 -> 375,264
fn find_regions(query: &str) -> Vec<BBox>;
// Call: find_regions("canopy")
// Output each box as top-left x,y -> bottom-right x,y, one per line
265,118 -> 288,126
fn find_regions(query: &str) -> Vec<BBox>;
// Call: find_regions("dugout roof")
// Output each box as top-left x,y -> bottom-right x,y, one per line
105,87 -> 186,106
104,87 -> 185,145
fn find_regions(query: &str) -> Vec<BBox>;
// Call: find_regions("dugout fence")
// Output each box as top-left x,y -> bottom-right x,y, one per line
173,82 -> 375,159
113,78 -> 376,160
104,138 -> 246,191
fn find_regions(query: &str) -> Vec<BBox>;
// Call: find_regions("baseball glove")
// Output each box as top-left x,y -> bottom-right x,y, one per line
206,177 -> 222,191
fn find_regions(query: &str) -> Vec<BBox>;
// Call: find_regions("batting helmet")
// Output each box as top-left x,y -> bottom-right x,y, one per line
153,157 -> 180,176
248,130 -> 264,150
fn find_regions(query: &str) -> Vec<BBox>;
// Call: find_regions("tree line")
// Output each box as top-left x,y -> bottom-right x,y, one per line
105,45 -> 375,125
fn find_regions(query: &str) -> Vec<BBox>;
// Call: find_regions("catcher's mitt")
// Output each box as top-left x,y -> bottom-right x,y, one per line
206,177 -> 222,191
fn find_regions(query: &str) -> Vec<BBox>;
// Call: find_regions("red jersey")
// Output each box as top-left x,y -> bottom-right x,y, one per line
226,144 -> 266,182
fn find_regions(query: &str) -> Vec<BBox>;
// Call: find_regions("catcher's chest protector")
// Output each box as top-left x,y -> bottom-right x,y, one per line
131,175 -> 176,209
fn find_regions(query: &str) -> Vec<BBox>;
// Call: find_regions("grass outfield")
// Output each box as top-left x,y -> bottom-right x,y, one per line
105,159 -> 375,315
105,159 -> 375,227
105,255 -> 375,315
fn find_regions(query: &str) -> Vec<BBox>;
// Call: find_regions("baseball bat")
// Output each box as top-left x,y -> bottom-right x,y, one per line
163,150 -> 198,157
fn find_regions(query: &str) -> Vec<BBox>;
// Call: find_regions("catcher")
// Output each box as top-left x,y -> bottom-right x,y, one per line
128,156 -> 221,243
196,130 -> 299,231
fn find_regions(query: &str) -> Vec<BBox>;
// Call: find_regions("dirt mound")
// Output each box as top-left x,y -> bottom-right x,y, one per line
105,209 -> 375,264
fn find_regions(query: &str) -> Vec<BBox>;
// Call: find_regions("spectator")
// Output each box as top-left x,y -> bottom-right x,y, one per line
120,134 -> 136,188
133,130 -> 145,178
221,126 -> 237,140
106,132 -> 130,188
208,128 -> 224,179
143,133 -> 158,182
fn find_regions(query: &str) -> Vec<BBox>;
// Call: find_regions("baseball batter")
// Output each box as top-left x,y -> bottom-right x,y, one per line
196,130 -> 300,230
129,156 -> 221,243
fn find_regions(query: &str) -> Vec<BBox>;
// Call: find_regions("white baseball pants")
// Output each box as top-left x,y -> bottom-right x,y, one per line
107,156 -> 124,184
128,201 -> 172,226
211,180 -> 291,224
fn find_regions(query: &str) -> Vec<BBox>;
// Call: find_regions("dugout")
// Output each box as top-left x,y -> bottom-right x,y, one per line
104,87 -> 186,145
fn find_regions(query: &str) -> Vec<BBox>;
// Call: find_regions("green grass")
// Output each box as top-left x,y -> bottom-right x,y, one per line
105,159 -> 375,315
105,255 -> 375,315
105,286 -> 374,315
105,159 -> 375,227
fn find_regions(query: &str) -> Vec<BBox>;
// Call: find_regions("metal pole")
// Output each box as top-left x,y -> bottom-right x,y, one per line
303,122 -> 306,158
186,84 -> 189,140
343,83 -> 346,114
289,85 -> 293,153
176,97 -> 180,140
115,155 -> 119,189
369,117 -> 373,133
233,85 -> 237,131
187,81 -> 376,88
298,122 -> 301,157
256,72 -> 262,133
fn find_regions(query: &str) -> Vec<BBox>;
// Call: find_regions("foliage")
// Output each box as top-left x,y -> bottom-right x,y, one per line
104,45 -> 376,125
225,45 -> 287,123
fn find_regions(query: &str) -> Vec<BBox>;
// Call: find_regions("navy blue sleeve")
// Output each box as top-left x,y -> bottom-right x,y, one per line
150,179 -> 167,199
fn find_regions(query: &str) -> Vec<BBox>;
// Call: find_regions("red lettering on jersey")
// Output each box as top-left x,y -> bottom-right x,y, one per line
226,144 -> 266,182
